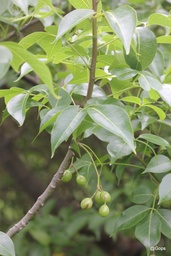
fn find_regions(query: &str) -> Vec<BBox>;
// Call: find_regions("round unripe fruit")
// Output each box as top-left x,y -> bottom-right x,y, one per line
100,191 -> 111,203
80,198 -> 93,210
161,200 -> 171,208
61,170 -> 72,183
99,204 -> 110,217
76,175 -> 87,186
94,191 -> 103,204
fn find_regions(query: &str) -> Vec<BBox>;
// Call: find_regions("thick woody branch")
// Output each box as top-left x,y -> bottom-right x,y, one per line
86,0 -> 98,101
7,148 -> 74,238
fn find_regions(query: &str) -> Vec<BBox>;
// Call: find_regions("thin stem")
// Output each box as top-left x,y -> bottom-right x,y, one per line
7,148 -> 74,237
86,0 -> 98,101
79,143 -> 101,188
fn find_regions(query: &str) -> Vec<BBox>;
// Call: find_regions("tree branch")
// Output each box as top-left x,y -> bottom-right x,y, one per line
86,0 -> 98,101
6,147 -> 74,238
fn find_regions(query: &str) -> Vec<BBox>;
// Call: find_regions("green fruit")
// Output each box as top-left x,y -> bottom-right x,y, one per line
61,170 -> 72,183
76,175 -> 87,186
94,191 -> 103,204
161,200 -> 171,209
99,204 -> 110,217
80,198 -> 93,210
100,191 -> 111,203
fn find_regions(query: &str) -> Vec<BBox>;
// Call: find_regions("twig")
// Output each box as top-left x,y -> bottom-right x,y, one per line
86,0 -> 98,101
3,19 -> 42,41
7,148 -> 74,237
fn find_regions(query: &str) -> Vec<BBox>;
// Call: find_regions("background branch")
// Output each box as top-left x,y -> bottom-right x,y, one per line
6,148 -> 74,237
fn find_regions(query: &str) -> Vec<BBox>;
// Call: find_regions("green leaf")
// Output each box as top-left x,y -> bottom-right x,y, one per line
135,211 -> 161,249
91,126 -> 132,163
143,155 -> 171,174
138,113 -> 157,130
110,78 -> 134,98
70,83 -> 106,98
149,50 -> 164,78
124,27 -> 157,71
19,32 -> 62,61
104,5 -> 137,54
138,134 -> 170,147
56,9 -> 94,40
0,231 -> 16,256
11,0 -> 28,15
0,46 -> 12,79
0,88 -> 26,103
157,209 -> 171,239
0,42 -> 55,97
39,106 -> 64,134
110,68 -> 138,80
51,106 -> 86,157
159,174 -> 171,204
158,84 -> 171,107
7,93 -> 30,126
148,13 -> 171,27
131,185 -> 154,204
113,205 -> 150,233
138,71 -> 162,91
87,105 -> 136,153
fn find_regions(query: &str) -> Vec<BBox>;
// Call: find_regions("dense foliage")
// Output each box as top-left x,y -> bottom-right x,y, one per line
0,0 -> 171,255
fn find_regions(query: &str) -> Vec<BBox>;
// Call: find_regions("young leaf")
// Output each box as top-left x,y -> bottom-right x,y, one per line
148,13 -> 171,27
113,205 -> 150,233
157,36 -> 171,44
51,106 -> 86,157
69,0 -> 102,11
138,71 -> 162,91
135,211 -> 161,249
158,174 -> 171,204
0,46 -> 12,80
104,5 -> 137,54
87,105 -> 136,153
138,134 -> 170,147
0,231 -> 16,256
143,155 -> 171,174
7,93 -> 30,126
121,96 -> 141,106
145,105 -> 166,121
124,27 -> 157,71
56,9 -> 94,40
157,209 -> 171,239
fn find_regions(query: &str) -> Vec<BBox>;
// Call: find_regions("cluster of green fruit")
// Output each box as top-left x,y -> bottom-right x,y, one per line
61,169 -> 87,186
61,170 -> 111,217
81,190 -> 111,217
